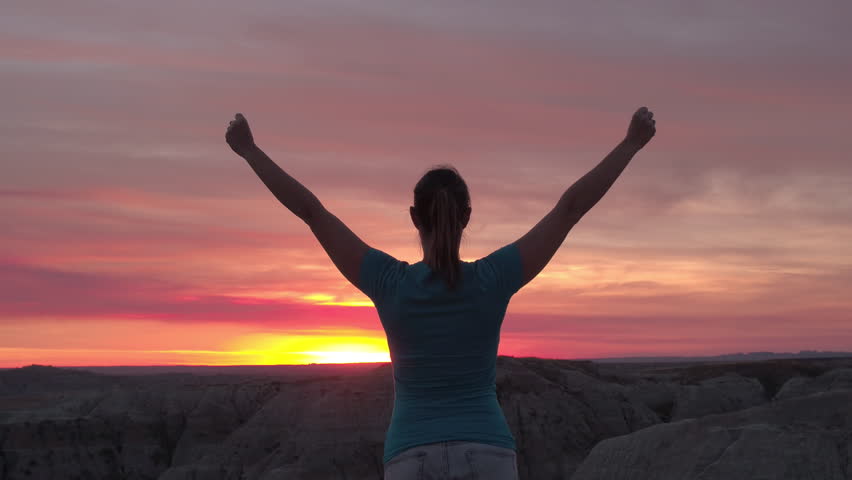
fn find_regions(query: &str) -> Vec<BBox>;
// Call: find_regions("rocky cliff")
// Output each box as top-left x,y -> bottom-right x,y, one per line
1,356 -> 850,479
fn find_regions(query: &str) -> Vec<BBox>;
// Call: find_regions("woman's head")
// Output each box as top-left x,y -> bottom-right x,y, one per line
410,165 -> 471,290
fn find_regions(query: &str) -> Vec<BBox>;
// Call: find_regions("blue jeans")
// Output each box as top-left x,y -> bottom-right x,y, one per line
383,441 -> 519,480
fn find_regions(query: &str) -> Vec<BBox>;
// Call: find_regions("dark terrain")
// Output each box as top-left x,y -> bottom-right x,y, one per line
1,356 -> 851,479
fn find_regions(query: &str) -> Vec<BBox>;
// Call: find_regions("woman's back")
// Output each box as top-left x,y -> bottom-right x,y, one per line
357,243 -> 524,464
224,106 -> 656,477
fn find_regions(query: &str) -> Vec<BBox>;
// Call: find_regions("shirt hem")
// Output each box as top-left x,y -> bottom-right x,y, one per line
382,435 -> 516,464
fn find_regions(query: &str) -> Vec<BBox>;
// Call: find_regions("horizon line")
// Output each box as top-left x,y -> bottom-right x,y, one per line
5,350 -> 852,369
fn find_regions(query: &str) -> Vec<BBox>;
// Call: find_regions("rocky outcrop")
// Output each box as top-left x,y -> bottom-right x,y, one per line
2,357 -> 851,479
570,389 -> 852,480
626,380 -> 678,421
495,357 -> 660,479
623,373 -> 767,423
774,368 -> 852,401
669,373 -> 766,421
0,359 -> 658,479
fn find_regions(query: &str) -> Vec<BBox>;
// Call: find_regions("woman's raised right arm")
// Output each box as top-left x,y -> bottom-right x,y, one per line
512,107 -> 656,289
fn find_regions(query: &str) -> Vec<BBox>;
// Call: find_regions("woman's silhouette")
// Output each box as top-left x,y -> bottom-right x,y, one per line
225,107 -> 656,479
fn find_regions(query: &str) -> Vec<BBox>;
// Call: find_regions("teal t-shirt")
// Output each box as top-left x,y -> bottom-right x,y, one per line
357,243 -> 524,464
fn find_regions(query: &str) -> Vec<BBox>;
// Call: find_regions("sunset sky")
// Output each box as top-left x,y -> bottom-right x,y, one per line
2,1 -> 851,367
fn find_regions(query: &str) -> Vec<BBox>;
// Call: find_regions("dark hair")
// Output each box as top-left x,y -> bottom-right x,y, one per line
413,165 -> 470,291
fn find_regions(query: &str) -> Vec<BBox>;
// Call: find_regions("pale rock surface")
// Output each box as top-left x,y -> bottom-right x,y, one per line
570,389 -> 852,480
774,368 -> 852,401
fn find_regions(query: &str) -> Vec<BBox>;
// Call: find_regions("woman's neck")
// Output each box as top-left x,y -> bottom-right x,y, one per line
420,237 -> 460,266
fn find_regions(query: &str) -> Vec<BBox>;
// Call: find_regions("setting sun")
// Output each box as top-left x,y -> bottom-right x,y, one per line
227,333 -> 391,365
298,350 -> 391,364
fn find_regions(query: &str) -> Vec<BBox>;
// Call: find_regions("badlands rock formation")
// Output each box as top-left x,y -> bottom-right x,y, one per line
1,356 -> 850,479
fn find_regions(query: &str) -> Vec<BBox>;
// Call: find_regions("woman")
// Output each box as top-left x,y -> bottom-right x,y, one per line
225,107 -> 656,479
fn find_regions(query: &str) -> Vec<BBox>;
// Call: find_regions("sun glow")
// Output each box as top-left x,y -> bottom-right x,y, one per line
298,350 -> 391,364
227,333 -> 390,364
302,293 -> 375,307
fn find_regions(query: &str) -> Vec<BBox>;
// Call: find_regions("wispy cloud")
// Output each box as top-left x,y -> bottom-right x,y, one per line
2,0 -> 851,365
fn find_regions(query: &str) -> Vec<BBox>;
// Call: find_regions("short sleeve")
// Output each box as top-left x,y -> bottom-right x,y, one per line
357,248 -> 406,304
479,242 -> 524,298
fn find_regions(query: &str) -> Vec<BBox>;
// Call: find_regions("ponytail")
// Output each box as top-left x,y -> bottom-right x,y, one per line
429,188 -> 463,290
413,166 -> 470,292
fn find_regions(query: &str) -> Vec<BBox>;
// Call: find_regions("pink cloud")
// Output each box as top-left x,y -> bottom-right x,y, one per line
2,0 -> 850,363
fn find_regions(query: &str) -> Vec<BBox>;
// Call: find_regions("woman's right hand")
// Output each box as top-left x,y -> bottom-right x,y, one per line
226,113 -> 257,157
624,106 -> 656,149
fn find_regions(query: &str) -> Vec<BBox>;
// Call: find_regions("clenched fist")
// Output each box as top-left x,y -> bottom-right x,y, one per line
225,113 -> 256,156
624,106 -> 656,149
